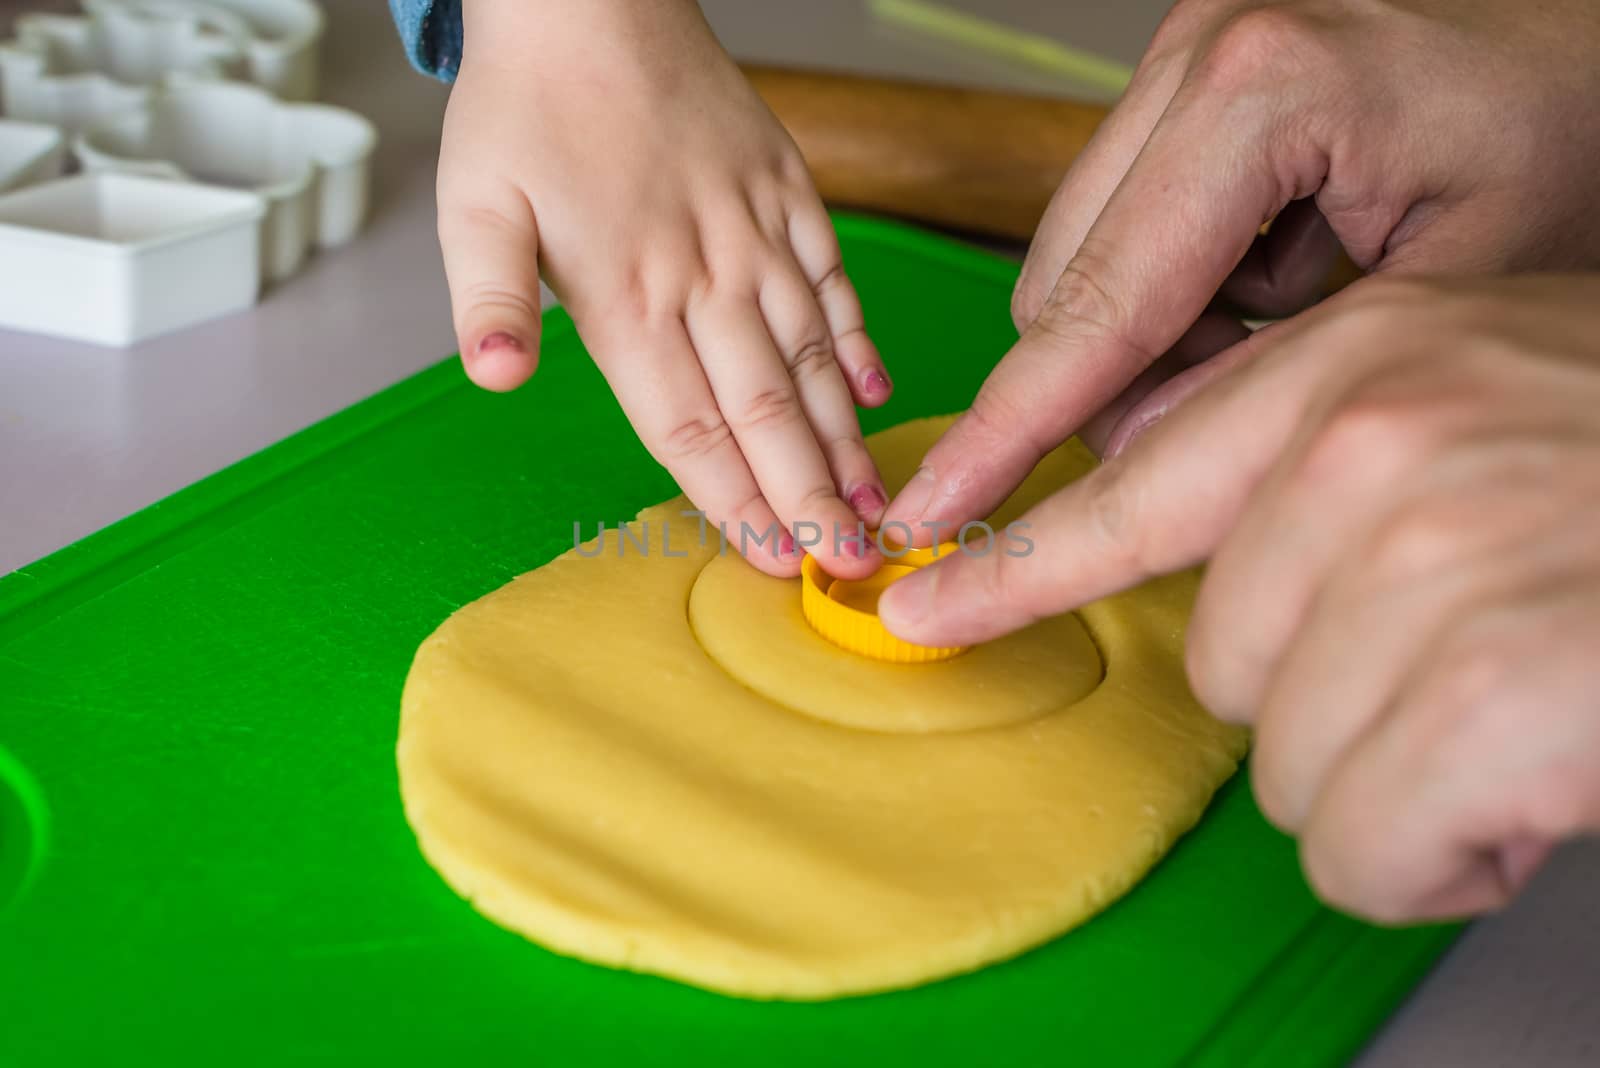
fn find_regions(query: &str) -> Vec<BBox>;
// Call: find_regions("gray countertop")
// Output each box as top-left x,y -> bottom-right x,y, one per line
0,1 -> 1593,1062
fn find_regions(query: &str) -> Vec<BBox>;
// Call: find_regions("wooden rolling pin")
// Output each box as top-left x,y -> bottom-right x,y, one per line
745,64 -> 1363,292
744,65 -> 1107,243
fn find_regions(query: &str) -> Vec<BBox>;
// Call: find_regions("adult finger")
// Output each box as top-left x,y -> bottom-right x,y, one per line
884,51 -> 1326,539
1246,462 -> 1576,830
1188,298 -> 1494,721
1296,590 -> 1598,923
1187,373 -> 1432,720
1300,578 -> 1600,923
1012,47 -> 1191,331
878,313 -> 1331,648
1099,319 -> 1293,458
1078,310 -> 1252,455
1250,551 -> 1483,833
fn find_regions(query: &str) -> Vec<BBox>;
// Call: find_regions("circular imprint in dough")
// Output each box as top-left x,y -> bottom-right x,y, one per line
689,549 -> 1103,733
398,416 -> 1249,1000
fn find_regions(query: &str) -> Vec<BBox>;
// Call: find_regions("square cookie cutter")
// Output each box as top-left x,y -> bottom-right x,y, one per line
0,171 -> 265,346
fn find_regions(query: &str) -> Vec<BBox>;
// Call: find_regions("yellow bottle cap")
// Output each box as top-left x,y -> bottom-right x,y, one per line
878,537 -> 966,569
800,546 -> 969,664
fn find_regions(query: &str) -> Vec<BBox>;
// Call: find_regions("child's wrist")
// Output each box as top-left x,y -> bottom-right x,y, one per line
461,0 -> 720,74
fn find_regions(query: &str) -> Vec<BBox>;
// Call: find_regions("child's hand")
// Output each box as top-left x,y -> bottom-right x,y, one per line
437,0 -> 893,578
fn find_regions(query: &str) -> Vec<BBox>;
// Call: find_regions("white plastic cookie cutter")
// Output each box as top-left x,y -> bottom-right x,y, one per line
0,118 -> 66,193
85,0 -> 325,101
0,171 -> 266,346
0,12 -> 203,135
76,78 -> 375,282
0,0 -> 323,134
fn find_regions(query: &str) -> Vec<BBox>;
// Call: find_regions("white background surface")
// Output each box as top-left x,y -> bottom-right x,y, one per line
0,2 -> 1594,1063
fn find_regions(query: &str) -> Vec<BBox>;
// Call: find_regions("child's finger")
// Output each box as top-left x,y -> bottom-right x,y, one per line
787,204 -> 892,407
585,317 -> 800,578
436,188 -> 544,392
759,263 -> 889,527
686,299 -> 880,579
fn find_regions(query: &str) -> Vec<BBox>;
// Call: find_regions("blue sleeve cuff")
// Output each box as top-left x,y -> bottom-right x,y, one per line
388,0 -> 464,82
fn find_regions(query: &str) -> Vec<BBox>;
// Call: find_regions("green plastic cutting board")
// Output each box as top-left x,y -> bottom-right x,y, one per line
0,216 -> 1456,1067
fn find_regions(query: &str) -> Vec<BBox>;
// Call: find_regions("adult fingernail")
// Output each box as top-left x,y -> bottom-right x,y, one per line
477,331 -> 522,355
863,369 -> 891,395
1105,410 -> 1165,459
886,467 -> 935,524
848,484 -> 886,517
880,570 -> 933,628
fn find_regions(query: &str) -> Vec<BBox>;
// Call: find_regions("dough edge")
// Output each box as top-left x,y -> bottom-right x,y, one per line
398,417 -> 1249,1000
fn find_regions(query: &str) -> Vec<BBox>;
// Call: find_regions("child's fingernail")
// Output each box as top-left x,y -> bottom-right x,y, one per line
848,484 -> 886,516
779,532 -> 799,558
843,538 -> 871,559
478,331 -> 522,355
863,369 -> 891,394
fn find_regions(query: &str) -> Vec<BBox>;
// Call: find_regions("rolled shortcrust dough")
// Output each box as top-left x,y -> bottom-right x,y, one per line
398,416 -> 1247,1000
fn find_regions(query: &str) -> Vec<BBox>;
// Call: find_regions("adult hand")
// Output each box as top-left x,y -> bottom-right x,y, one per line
441,0 -> 892,578
883,0 -> 1600,534
880,276 -> 1600,922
